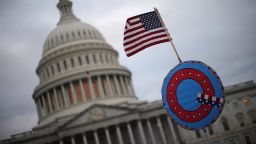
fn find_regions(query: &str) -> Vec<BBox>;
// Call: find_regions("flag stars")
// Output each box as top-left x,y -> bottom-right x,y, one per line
140,11 -> 163,31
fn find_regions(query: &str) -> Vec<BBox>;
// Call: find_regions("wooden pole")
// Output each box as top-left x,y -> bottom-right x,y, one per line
154,7 -> 182,63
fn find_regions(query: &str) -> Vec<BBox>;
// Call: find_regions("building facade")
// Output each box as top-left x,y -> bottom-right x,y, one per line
1,0 -> 256,144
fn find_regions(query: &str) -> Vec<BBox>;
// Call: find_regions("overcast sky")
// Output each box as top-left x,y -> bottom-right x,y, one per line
0,0 -> 255,140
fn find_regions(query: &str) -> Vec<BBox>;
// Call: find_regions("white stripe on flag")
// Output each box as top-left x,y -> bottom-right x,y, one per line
129,18 -> 140,23
124,27 -> 145,37
126,23 -> 143,30
124,31 -> 168,49
124,27 -> 165,43
125,37 -> 169,54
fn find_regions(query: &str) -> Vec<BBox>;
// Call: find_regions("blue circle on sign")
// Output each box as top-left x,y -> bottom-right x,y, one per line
162,61 -> 225,130
176,79 -> 202,111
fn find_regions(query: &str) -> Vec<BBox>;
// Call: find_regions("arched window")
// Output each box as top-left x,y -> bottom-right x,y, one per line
57,63 -> 61,72
66,33 -> 69,39
247,109 -> 256,123
195,130 -> 201,138
221,117 -> 230,131
83,30 -> 86,36
46,68 -> 50,77
78,56 -> 82,66
99,54 -> 103,63
235,112 -> 245,127
105,54 -> 109,63
71,58 -> 75,68
63,60 -> 68,70
208,125 -> 214,135
93,54 -> 97,64
51,65 -> 55,75
85,55 -> 89,64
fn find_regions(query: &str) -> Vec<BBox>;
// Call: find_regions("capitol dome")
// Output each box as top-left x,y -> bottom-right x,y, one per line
33,0 -> 138,127
42,0 -> 106,57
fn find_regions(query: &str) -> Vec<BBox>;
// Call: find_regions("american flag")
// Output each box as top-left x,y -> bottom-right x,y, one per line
123,11 -> 171,57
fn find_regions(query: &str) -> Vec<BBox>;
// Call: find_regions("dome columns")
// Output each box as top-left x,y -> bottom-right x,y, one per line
34,74 -> 135,120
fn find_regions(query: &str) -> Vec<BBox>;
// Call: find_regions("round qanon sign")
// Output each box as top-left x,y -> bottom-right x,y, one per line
162,61 -> 225,130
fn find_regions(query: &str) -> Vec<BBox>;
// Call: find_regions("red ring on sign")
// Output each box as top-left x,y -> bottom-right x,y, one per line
167,68 -> 215,122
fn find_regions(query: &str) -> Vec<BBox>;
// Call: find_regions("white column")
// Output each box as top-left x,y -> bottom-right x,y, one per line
47,92 -> 53,113
129,78 -> 135,96
88,77 -> 95,99
120,75 -> 127,95
82,133 -> 88,144
157,117 -> 167,144
138,120 -> 147,144
105,128 -> 112,144
53,88 -> 60,110
42,95 -> 48,114
97,76 -> 105,98
35,99 -> 41,119
116,125 -> 124,144
167,116 -> 179,144
94,131 -> 100,144
70,82 -> 77,104
61,85 -> 69,107
127,123 -> 135,144
79,80 -> 87,102
106,75 -> 113,96
146,120 -> 157,144
113,75 -> 121,96
96,53 -> 101,65
124,76 -> 132,96
71,136 -> 76,144
38,97 -> 44,117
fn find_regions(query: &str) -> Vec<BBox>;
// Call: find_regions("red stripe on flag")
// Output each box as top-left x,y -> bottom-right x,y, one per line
124,29 -> 146,40
126,15 -> 139,22
124,29 -> 167,45
125,34 -> 169,51
126,39 -> 170,57
124,25 -> 144,34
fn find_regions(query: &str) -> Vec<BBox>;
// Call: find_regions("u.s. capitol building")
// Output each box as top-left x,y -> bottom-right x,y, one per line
1,0 -> 256,144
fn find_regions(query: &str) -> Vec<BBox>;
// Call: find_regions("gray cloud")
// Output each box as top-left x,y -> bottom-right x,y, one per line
0,0 -> 255,140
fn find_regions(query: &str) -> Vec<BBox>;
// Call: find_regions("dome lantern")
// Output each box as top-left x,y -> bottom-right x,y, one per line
57,0 -> 80,25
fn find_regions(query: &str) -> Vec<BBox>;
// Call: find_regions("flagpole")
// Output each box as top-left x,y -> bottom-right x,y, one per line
154,7 -> 182,63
